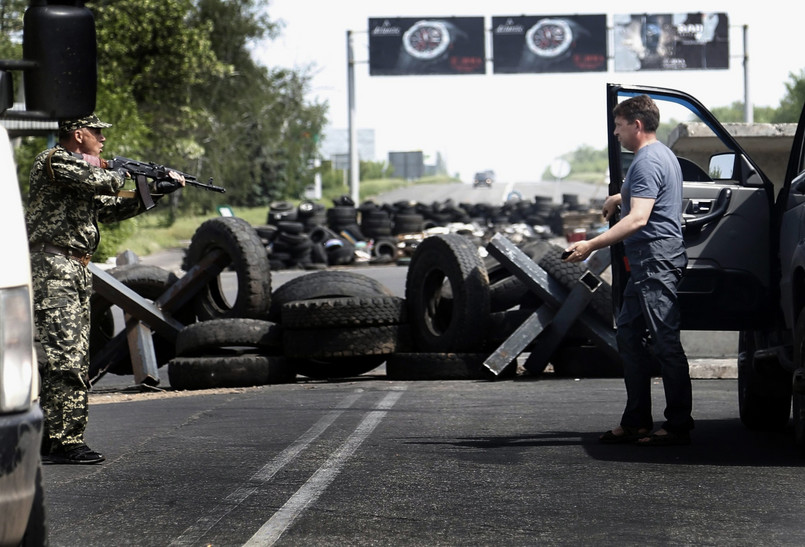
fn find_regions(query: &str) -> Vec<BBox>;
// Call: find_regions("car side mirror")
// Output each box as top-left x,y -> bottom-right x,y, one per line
22,4 -> 97,118
709,153 -> 735,180
0,71 -> 13,113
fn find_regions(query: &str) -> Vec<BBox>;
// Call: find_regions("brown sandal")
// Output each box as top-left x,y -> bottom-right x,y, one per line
599,427 -> 649,444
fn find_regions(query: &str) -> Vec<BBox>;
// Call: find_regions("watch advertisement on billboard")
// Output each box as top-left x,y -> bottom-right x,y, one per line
369,17 -> 486,76
614,12 -> 729,71
492,15 -> 607,74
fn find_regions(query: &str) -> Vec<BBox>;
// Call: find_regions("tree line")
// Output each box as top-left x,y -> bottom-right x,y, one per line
3,0 -> 327,213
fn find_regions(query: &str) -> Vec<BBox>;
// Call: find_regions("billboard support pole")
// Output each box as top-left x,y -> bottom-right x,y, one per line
347,30 -> 360,204
742,25 -> 752,124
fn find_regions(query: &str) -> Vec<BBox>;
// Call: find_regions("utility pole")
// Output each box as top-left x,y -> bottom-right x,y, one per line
347,30 -> 359,204
743,25 -> 752,123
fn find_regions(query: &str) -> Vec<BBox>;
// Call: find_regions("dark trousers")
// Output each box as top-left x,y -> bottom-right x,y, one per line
616,238 -> 693,434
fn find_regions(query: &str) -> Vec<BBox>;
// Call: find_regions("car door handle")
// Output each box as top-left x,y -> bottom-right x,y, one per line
682,187 -> 732,235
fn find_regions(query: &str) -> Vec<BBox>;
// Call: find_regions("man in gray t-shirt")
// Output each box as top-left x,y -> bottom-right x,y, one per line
564,94 -> 693,446
621,141 -> 683,246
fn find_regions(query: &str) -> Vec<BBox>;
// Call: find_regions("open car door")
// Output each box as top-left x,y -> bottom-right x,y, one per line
606,84 -> 776,330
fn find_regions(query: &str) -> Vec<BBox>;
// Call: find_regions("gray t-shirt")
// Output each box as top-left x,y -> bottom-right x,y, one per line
621,141 -> 683,247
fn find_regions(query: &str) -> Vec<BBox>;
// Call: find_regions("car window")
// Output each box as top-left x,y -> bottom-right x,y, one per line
615,94 -> 728,181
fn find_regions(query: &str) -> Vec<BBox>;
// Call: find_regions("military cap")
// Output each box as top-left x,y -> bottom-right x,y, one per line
58,114 -> 112,133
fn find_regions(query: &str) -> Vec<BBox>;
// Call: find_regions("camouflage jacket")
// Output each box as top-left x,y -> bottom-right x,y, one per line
26,145 -> 147,254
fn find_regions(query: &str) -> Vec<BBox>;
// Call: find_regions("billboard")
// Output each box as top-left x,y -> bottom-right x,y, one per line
492,15 -> 607,73
369,17 -> 486,76
614,12 -> 729,71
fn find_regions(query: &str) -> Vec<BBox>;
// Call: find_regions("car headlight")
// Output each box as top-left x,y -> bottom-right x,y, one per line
0,285 -> 35,413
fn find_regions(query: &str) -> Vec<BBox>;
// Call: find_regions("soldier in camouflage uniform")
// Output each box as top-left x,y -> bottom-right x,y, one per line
27,114 -> 184,464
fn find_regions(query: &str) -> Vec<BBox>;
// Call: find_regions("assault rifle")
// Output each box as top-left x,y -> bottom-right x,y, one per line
104,156 -> 225,210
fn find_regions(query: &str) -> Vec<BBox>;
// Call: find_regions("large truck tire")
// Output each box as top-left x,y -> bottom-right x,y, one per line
168,354 -> 295,390
281,296 -> 406,329
183,217 -> 272,320
284,325 -> 409,359
405,234 -> 490,353
175,318 -> 283,357
268,270 -> 393,321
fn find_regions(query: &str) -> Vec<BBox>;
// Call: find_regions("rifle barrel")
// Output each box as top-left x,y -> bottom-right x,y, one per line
184,178 -> 226,193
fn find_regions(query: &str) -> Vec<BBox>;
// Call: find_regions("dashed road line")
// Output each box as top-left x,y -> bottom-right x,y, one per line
243,388 -> 406,546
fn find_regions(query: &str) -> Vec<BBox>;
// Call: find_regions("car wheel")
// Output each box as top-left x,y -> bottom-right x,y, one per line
737,330 -> 792,431
792,310 -> 805,454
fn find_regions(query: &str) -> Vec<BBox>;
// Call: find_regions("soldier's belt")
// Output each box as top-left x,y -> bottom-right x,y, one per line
30,242 -> 92,267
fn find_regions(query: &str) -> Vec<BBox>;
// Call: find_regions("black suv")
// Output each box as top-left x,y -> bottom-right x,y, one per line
606,84 -> 805,454
473,170 -> 495,187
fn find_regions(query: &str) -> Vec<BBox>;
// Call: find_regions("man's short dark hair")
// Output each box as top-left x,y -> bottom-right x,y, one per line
612,94 -> 660,133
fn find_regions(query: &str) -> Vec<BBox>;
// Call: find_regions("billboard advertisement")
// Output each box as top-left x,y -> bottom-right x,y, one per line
369,17 -> 486,76
492,15 -> 607,73
614,12 -> 729,71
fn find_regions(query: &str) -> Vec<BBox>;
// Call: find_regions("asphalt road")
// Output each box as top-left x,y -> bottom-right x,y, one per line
44,375 -> 804,546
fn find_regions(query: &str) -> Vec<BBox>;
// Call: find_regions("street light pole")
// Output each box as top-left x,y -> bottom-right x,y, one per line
347,30 -> 359,204
743,25 -> 752,124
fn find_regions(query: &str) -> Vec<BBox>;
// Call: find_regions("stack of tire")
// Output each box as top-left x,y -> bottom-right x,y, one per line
266,200 -> 296,224
309,225 -> 355,266
267,221 -> 323,271
326,195 -> 365,242
391,201 -> 425,235
296,200 -> 327,231
359,201 -> 398,263
269,270 -> 410,379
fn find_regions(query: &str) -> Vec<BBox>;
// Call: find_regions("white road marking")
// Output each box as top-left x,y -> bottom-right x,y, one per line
243,389 -> 406,546
169,391 -> 364,546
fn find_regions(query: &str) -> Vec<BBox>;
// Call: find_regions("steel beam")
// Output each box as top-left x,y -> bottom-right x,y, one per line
483,234 -> 619,376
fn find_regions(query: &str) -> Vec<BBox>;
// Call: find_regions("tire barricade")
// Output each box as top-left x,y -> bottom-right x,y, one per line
91,207 -> 619,391
255,194 -> 603,271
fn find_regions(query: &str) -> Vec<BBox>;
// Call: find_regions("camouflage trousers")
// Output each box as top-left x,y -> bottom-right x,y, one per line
31,252 -> 92,452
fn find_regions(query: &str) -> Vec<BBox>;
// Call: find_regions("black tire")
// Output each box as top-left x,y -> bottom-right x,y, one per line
21,461 -> 47,547
168,354 -> 295,390
537,244 -> 613,325
291,355 -> 386,379
175,318 -> 283,357
284,325 -> 409,359
372,239 -> 398,260
268,270 -> 394,321
281,296 -> 406,329
489,275 -> 533,312
737,330 -> 792,431
405,234 -> 490,352
386,352 -> 511,381
90,264 -> 194,379
183,217 -> 272,321
794,309 -> 805,455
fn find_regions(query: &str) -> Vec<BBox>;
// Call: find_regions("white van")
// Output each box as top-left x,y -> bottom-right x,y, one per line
0,123 -> 45,543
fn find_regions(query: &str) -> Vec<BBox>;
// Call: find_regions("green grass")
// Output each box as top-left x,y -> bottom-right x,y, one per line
116,207 -> 269,256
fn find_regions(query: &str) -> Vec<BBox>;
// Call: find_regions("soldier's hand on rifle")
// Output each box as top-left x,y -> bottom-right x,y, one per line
154,170 -> 186,194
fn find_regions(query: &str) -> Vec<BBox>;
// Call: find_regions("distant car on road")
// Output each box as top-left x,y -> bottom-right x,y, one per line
473,170 -> 494,187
